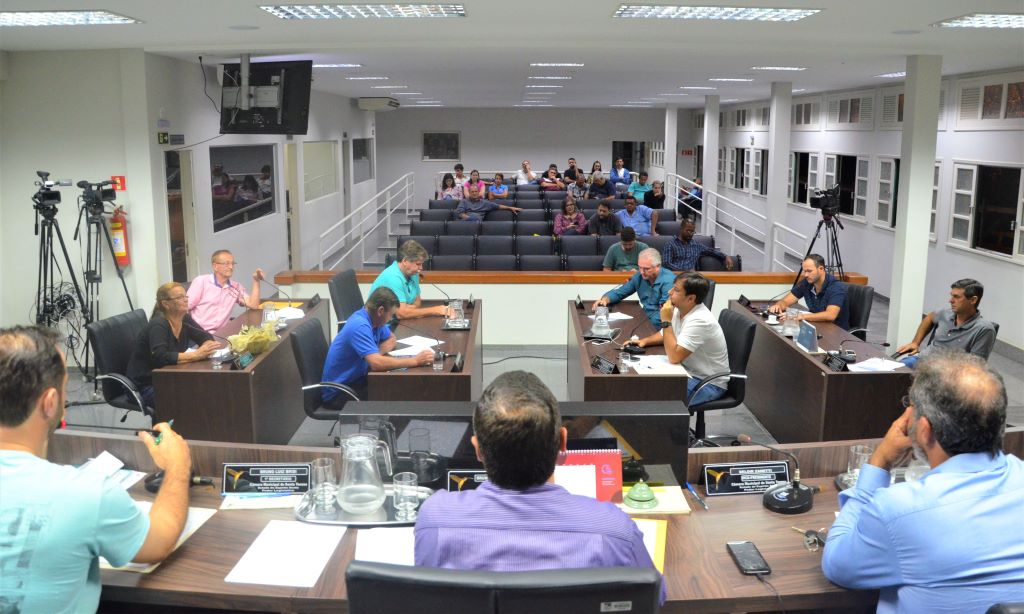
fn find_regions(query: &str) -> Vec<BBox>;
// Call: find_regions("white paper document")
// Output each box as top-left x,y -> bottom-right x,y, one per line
553,464 -> 597,499
219,494 -> 303,510
101,502 -> 217,573
396,335 -> 443,348
588,312 -> 634,322
276,307 -> 305,320
79,450 -> 124,478
226,520 -> 346,587
630,355 -> 690,376
847,357 -> 906,372
354,527 -> 415,566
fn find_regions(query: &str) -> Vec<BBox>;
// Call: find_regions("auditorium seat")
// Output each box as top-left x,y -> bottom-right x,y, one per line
484,209 -> 515,221
656,209 -> 676,221
446,221 -> 480,236
515,210 -> 547,222
410,220 -> 444,237
608,199 -> 627,210
419,209 -> 451,222
519,254 -> 562,271
428,199 -> 457,210
475,255 -> 517,271
559,235 -> 599,256
656,221 -> 681,236
480,221 -> 515,236
697,254 -> 742,272
516,199 -> 546,211
516,183 -> 540,192
516,221 -> 551,236
398,235 -> 436,256
516,235 -> 555,255
476,235 -> 514,255
694,234 -> 715,248
437,235 -> 475,256
543,190 -> 568,204
643,235 -> 672,255
598,235 -> 620,254
565,255 -> 605,271
429,255 -> 473,270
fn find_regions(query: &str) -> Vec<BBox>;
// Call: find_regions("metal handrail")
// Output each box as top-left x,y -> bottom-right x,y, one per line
433,169 -> 640,194
213,195 -> 273,225
770,222 -> 808,272
319,173 -> 415,270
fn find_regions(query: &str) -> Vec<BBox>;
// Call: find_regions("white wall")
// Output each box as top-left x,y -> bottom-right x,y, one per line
375,108 -> 667,207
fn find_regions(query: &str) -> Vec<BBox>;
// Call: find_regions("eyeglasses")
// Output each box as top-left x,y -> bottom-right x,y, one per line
214,261 -> 238,267
901,395 -> 912,409
165,295 -> 188,302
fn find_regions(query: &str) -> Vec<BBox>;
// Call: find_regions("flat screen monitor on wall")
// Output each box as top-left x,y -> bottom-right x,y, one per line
220,60 -> 312,135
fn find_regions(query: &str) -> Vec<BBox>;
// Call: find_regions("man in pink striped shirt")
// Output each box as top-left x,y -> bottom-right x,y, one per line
186,250 -> 264,332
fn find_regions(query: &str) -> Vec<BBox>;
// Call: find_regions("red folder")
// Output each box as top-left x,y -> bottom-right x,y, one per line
556,449 -> 624,503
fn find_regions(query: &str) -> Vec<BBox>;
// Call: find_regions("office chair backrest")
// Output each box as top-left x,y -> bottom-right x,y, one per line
844,283 -> 874,340
328,269 -> 364,324
290,318 -> 328,416
86,309 -> 148,402
719,309 -> 756,400
346,561 -> 661,614
704,279 -> 716,310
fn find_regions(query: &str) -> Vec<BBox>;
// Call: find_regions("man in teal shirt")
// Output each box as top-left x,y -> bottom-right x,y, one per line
369,240 -> 450,320
602,227 -> 648,272
594,248 -> 675,327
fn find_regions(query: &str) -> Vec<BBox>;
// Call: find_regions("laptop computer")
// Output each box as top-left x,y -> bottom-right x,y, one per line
795,320 -> 825,354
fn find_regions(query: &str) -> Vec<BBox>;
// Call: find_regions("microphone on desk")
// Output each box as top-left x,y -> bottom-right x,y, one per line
426,280 -> 452,306
759,287 -> 797,316
831,334 -> 891,363
260,277 -> 294,304
737,434 -> 814,515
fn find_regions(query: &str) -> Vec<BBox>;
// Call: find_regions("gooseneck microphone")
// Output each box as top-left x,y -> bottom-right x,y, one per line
737,434 -> 814,514
428,282 -> 452,306
260,277 -> 294,304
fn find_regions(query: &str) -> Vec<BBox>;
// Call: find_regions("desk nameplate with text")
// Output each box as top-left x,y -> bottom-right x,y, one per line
703,461 -> 790,496
222,462 -> 310,495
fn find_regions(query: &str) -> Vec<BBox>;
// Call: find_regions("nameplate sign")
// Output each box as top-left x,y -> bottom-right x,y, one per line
702,461 -> 790,497
222,462 -> 310,496
447,469 -> 488,492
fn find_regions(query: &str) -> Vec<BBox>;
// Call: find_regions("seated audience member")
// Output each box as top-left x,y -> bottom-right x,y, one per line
369,240 -> 450,320
538,168 -> 565,191
769,254 -> 849,329
455,186 -> 522,221
322,288 -> 434,404
515,159 -> 537,185
609,158 -> 630,187
453,163 -> 469,187
601,227 -> 648,272
414,371 -> 664,602
547,163 -> 562,179
234,174 -> 260,204
487,173 -> 509,200
595,248 -> 674,327
591,160 -> 603,174
626,272 -> 729,405
628,171 -> 652,203
563,157 -> 581,182
567,174 -> 588,201
0,326 -> 192,614
257,165 -> 273,198
187,249 -> 265,332
128,282 -> 220,409
644,180 -> 666,209
586,173 -> 616,201
212,172 -> 236,203
822,351 -> 1023,612
439,173 -> 462,200
463,169 -> 487,198
663,218 -> 734,271
615,195 -> 659,237
589,202 -> 623,236
554,200 -> 587,236
895,278 -> 997,368
680,178 -> 703,214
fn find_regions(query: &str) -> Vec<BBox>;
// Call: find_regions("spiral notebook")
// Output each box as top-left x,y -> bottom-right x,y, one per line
554,449 -> 623,503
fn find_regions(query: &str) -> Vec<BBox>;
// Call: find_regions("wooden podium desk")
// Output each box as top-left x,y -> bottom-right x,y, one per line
729,300 -> 913,443
41,431 -> 878,614
152,298 -> 330,445
367,300 -> 483,402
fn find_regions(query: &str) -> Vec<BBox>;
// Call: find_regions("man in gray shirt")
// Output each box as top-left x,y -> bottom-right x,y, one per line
455,186 -> 521,221
895,278 -> 997,368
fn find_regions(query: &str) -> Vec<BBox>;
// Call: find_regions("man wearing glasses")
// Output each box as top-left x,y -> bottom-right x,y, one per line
186,250 -> 265,332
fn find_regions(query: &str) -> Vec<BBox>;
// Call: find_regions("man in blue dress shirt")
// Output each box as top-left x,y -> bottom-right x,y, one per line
593,248 -> 675,327
414,371 -> 663,602
615,195 -> 659,237
822,351 -> 1024,612
768,253 -> 850,329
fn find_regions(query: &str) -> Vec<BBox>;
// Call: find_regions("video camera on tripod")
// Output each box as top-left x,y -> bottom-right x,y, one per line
33,171 -> 62,218
809,184 -> 841,219
77,179 -> 117,216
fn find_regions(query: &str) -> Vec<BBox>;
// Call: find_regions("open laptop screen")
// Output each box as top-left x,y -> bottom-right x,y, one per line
795,320 -> 819,353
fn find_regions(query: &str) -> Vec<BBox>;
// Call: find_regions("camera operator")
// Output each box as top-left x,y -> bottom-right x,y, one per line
769,253 -> 850,330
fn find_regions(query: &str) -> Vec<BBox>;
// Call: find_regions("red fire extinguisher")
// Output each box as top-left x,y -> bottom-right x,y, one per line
110,207 -> 131,267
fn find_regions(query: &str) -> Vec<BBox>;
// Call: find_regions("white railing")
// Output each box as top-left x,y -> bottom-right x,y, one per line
213,195 -> 274,225
318,173 -> 415,270
433,169 -> 640,194
665,172 -> 770,269
769,222 -> 808,272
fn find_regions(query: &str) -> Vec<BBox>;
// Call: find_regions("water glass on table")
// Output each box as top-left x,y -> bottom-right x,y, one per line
311,457 -> 338,512
392,472 -> 419,519
846,444 -> 874,487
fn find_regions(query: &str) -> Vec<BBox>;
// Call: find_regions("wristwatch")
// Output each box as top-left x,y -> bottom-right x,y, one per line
660,321 -> 672,329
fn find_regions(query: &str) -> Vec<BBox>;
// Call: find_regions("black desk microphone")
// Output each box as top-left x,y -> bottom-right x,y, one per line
737,434 -> 814,514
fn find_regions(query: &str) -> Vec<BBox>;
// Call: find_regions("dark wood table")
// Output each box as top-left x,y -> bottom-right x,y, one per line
43,431 -> 877,613
152,298 -> 330,445
730,299 -> 914,443
367,300 -> 483,402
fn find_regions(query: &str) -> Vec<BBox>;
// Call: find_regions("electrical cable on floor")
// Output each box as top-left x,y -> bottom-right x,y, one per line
482,355 -> 566,366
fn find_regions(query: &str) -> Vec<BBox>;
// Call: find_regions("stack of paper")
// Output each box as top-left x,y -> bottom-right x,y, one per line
101,502 -> 217,573
389,335 -> 444,357
847,357 -> 906,372
629,355 -> 689,376
354,527 -> 416,566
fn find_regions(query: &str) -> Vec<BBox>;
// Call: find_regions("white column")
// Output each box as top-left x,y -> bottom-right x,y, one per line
887,55 -> 942,347
765,82 -> 792,270
701,95 -> 720,233
662,105 -> 678,184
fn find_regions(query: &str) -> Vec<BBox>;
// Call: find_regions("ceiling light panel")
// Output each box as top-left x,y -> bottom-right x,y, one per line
370,85 -> 408,88
750,66 -> 806,71
874,71 -> 906,78
709,78 -> 754,82
395,92 -> 424,95
935,13 -> 1024,29
525,85 -> 563,88
530,63 -> 585,67
261,4 -> 466,19
0,10 -> 139,26
313,63 -> 363,68
613,5 -> 819,22
528,76 -> 572,80
680,86 -> 716,90
346,76 -> 389,80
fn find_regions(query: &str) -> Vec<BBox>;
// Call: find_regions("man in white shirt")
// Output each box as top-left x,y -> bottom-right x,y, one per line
626,271 -> 729,405
515,159 -> 537,185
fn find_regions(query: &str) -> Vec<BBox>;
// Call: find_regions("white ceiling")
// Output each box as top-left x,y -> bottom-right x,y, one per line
2,1 -> 1023,108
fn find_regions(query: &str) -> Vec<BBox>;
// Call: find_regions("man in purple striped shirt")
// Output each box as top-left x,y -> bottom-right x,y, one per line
414,371 -> 663,601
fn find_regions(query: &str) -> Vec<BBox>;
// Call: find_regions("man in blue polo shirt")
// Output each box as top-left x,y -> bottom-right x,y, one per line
593,248 -> 675,327
369,240 -> 449,320
322,287 -> 435,404
615,195 -> 659,237
768,253 -> 850,329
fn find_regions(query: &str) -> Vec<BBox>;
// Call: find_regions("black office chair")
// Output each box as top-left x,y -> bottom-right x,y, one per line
565,255 -> 605,271
685,309 -> 756,447
346,561 -> 661,614
987,604 -> 1024,614
85,309 -> 153,419
419,209 -> 452,222
703,278 -> 716,310
290,319 -> 359,427
327,269 -> 364,329
844,283 -> 875,341
475,255 -> 517,270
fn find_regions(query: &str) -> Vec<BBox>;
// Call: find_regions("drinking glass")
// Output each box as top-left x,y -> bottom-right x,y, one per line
846,444 -> 873,486
618,352 -> 632,373
392,472 -> 419,519
311,457 -> 338,512
432,350 -> 445,371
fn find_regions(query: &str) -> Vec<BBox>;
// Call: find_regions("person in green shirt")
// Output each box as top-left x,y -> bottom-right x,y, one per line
601,227 -> 648,272
369,240 -> 450,320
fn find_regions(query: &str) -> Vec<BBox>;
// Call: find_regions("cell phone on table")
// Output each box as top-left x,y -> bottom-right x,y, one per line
591,338 -> 610,346
726,540 -> 771,575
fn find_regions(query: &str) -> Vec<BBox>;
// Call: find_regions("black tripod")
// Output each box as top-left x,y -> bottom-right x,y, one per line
34,203 -> 86,329
794,212 -> 846,286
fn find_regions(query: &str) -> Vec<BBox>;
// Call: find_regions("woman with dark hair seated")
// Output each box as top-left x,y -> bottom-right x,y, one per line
126,282 -> 220,409
439,173 -> 462,200
644,181 -> 666,209
553,199 -> 587,236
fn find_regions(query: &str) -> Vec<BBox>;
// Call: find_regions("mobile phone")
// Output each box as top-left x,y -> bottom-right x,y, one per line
575,295 -> 585,311
591,338 -> 610,346
726,540 -> 771,575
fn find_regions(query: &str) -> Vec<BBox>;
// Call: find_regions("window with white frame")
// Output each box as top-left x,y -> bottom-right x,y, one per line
755,106 -> 770,129
855,158 -> 869,219
751,149 -> 769,196
956,70 -> 1024,130
730,147 -> 747,190
731,108 -> 748,129
792,99 -> 822,131
876,158 -> 900,228
881,84 -> 949,130
694,144 -> 704,180
694,113 -> 705,130
826,91 -> 874,131
931,162 -> 940,238
949,162 -> 1024,260
717,147 -> 726,184
823,154 -> 867,218
790,152 -> 818,205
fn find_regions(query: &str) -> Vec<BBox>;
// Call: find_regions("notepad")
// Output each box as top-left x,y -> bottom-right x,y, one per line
101,502 -> 217,573
225,520 -> 346,587
354,526 -> 416,566
633,518 -> 667,573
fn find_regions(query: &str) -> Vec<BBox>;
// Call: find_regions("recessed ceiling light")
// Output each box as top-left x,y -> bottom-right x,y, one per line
515,104 -> 554,107
793,88 -> 806,92
641,98 -> 664,101
413,104 -> 444,107
525,85 -> 563,88
657,93 -> 690,96
874,71 -> 906,79
346,76 -> 389,80
528,76 -> 572,80
680,86 -> 716,90
935,13 -> 1024,29
709,78 -> 754,82
627,101 -> 654,104
530,63 -> 585,67
313,63 -> 363,68
0,10 -> 140,26
260,4 -> 466,19
371,85 -> 408,89
722,98 -> 740,102
613,5 -> 819,22
414,100 -> 441,103
750,66 -> 805,71
610,104 -> 652,108
395,92 -> 424,95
